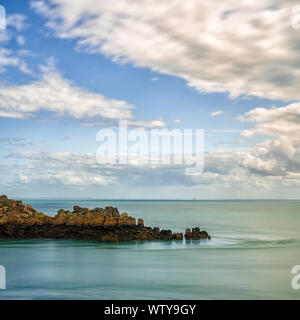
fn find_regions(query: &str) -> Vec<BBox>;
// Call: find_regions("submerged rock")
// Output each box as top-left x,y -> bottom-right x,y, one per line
0,196 -> 211,242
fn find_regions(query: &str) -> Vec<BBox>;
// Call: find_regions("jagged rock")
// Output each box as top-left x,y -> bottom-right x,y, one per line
101,234 -> 119,242
73,206 -> 89,214
173,232 -> 183,240
0,197 -> 48,225
0,196 -> 211,242
160,229 -> 173,240
0,195 -> 10,206
91,207 -> 105,216
73,206 -> 81,213
199,231 -> 211,240
191,227 -> 201,239
126,217 -> 136,226
118,213 -> 129,225
185,228 -> 192,239
112,208 -> 120,218
82,208 -> 90,214
185,227 -> 211,240
103,216 -> 118,227
105,206 -> 113,213
104,206 -> 120,218
138,218 -> 144,227
118,216 -> 128,226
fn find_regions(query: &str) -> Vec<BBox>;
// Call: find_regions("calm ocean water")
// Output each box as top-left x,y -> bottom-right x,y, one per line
0,199 -> 299,300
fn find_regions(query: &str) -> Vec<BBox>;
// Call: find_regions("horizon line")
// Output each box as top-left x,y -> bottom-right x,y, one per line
11,197 -> 300,201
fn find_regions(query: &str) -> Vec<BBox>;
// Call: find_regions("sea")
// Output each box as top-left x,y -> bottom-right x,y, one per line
0,199 -> 299,300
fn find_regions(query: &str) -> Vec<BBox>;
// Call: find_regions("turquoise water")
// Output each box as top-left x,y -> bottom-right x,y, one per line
0,200 -> 300,300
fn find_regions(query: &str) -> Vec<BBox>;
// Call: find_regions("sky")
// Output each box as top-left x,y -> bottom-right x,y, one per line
0,0 -> 300,199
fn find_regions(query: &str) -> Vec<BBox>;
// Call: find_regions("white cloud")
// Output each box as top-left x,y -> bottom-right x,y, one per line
4,99 -> 299,192
19,173 -> 29,183
238,102 -> 300,177
6,14 -> 27,31
7,151 -> 114,186
0,66 -> 136,120
0,137 -> 32,147
4,146 -> 300,195
0,14 -> 30,73
238,102 -> 300,139
1,123 -> 300,197
2,150 -> 235,188
173,119 -> 181,123
0,48 -> 20,72
16,35 -> 25,46
0,30 -> 10,43
210,110 -> 223,117
32,0 -> 300,100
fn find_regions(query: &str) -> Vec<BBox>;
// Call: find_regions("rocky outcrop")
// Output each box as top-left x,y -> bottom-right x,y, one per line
173,232 -> 184,240
0,196 -> 211,242
0,195 -> 52,225
185,227 -> 211,240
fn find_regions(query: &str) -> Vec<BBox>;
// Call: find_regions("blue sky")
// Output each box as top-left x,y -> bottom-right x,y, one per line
0,0 -> 300,199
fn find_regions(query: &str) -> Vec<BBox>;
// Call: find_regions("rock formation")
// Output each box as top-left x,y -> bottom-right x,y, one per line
185,227 -> 211,240
0,195 -> 211,242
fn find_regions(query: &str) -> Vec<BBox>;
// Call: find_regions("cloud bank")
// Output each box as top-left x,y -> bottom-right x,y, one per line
239,102 -> 300,178
3,147 -> 300,199
3,99 -> 300,197
32,0 -> 300,100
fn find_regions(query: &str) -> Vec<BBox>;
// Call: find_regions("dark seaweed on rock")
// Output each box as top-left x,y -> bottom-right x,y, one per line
0,195 -> 211,242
